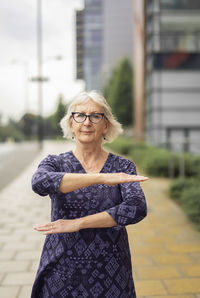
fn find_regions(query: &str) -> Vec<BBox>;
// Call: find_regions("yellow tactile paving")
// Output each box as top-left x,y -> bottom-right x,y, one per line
127,177 -> 200,297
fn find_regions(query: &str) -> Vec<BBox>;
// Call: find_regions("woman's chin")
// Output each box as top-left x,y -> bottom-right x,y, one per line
78,135 -> 95,144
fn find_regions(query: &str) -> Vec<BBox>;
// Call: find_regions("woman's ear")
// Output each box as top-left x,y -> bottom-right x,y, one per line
103,119 -> 110,134
69,119 -> 74,133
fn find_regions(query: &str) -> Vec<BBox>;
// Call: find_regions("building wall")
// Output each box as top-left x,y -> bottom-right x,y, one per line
83,0 -> 103,90
101,0 -> 133,85
76,10 -> 84,80
78,0 -> 133,91
145,0 -> 200,153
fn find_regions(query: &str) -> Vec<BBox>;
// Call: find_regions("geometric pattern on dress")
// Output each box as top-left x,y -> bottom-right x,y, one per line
90,281 -> 104,297
105,283 -> 121,297
88,234 -> 107,258
46,274 -> 65,295
71,283 -> 89,297
115,265 -> 129,290
105,256 -> 119,277
31,150 -> 147,298
106,228 -> 120,243
74,238 -> 87,256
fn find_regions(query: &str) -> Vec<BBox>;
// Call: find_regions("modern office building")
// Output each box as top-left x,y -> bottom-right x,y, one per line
101,0 -> 133,86
76,9 -> 84,80
76,0 -> 133,91
82,0 -> 103,90
134,0 -> 200,153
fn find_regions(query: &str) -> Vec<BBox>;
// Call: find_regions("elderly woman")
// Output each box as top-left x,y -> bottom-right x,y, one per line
31,91 -> 148,298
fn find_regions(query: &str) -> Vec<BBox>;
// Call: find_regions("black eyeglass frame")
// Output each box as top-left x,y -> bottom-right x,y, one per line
71,112 -> 105,124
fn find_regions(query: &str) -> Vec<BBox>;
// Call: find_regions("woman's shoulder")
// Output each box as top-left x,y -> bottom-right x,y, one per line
39,150 -> 72,164
109,151 -> 135,170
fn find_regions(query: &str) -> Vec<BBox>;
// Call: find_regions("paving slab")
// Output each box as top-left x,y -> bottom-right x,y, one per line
0,286 -> 20,298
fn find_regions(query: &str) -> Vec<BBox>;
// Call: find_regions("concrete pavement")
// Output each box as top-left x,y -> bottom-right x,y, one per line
0,140 -> 200,298
0,142 -> 39,191
127,178 -> 200,297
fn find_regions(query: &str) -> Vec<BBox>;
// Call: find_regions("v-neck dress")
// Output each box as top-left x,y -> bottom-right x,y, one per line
31,150 -> 147,298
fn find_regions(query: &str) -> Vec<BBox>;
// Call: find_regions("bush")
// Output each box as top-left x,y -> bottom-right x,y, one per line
106,135 -> 200,179
181,186 -> 200,228
106,135 -> 200,229
169,178 -> 197,200
169,178 -> 200,229
105,136 -> 134,156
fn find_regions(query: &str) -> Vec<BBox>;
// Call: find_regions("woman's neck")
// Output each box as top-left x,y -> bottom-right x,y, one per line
73,142 -> 107,164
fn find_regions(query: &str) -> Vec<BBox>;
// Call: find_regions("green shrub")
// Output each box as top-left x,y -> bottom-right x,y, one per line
169,178 -> 197,200
142,149 -> 170,177
181,186 -> 200,228
105,136 -> 134,155
186,154 -> 200,177
130,146 -> 181,177
106,135 -> 200,179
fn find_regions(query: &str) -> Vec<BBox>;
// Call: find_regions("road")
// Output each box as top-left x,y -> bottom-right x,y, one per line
0,142 -> 40,191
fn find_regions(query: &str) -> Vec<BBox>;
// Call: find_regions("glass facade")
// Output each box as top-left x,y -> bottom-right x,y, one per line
76,10 -> 84,80
145,0 -> 200,153
83,0 -> 103,90
160,0 -> 200,10
153,53 -> 200,69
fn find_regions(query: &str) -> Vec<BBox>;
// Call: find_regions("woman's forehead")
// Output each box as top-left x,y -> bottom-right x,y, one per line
75,100 -> 103,112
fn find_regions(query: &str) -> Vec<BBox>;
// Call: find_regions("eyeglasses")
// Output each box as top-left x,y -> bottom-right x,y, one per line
71,112 -> 105,124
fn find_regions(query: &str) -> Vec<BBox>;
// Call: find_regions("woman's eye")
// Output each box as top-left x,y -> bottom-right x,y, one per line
91,114 -> 100,119
77,114 -> 85,118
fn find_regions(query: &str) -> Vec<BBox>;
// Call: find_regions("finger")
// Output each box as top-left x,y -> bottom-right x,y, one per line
136,176 -> 149,180
43,231 -> 55,235
127,175 -> 149,181
34,223 -> 50,229
34,226 -> 51,231
34,223 -> 54,231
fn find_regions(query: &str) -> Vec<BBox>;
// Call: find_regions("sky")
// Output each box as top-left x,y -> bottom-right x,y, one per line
0,0 -> 84,124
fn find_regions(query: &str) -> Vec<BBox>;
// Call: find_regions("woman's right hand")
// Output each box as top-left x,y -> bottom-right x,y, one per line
101,172 -> 149,186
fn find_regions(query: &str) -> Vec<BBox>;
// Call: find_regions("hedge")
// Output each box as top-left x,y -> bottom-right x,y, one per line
105,135 -> 200,230
105,136 -> 200,178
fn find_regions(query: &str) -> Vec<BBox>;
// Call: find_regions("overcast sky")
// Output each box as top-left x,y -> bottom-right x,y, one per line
0,0 -> 84,123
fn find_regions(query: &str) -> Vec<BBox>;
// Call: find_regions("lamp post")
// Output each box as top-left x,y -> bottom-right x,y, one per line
36,0 -> 43,149
31,0 -> 64,149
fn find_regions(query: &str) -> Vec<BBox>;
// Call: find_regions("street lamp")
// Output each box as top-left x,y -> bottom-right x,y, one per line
31,0 -> 64,149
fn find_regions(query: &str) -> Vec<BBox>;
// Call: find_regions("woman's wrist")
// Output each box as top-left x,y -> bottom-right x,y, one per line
75,217 -> 85,230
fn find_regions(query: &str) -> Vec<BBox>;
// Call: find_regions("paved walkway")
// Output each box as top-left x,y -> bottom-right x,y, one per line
0,141 -> 200,298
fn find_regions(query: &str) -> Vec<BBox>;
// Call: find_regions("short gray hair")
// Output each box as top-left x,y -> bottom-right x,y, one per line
60,90 -> 123,143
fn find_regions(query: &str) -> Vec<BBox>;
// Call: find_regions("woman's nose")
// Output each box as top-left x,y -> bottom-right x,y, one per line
83,116 -> 91,125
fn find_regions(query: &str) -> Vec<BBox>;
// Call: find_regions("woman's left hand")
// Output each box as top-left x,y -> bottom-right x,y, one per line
34,219 -> 82,235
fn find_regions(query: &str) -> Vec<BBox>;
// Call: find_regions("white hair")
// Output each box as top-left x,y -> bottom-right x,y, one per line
60,90 -> 123,143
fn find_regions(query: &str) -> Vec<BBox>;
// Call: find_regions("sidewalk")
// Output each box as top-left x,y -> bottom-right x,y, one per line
0,141 -> 73,298
0,140 -> 200,298
127,178 -> 200,297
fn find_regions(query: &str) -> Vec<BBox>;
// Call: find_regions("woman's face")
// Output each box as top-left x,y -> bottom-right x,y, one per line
70,99 -> 110,145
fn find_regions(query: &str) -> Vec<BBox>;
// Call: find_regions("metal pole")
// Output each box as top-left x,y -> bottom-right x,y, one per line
37,0 -> 43,149
133,0 -> 146,141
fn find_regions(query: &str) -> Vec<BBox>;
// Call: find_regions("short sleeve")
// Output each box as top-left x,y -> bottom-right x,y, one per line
105,160 -> 147,227
31,154 -> 66,196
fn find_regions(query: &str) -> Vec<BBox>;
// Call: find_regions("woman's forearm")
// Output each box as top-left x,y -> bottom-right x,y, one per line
78,211 -> 117,229
34,211 -> 117,235
59,172 -> 148,193
59,173 -> 103,193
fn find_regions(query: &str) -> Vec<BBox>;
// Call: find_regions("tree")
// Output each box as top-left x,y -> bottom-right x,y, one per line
45,94 -> 67,138
103,57 -> 133,126
18,113 -> 38,140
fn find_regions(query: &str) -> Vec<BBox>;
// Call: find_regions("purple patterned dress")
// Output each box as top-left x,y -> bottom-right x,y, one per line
31,150 -> 147,298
